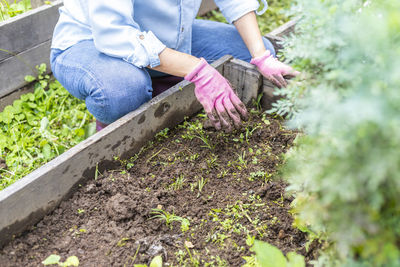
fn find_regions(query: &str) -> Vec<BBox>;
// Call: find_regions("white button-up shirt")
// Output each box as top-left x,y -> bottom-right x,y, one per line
51,0 -> 267,68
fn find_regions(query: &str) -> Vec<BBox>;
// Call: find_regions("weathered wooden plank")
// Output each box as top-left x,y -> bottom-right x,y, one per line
268,19 -> 298,37
198,0 -> 217,16
0,85 -> 33,111
0,56 -> 243,248
224,58 -> 262,106
261,79 -> 281,110
265,34 -> 285,52
0,0 -> 62,62
0,40 -> 51,98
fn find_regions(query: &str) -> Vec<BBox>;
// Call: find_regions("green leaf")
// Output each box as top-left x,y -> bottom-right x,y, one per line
12,100 -> 23,113
0,134 -> 8,149
37,63 -> 47,74
84,122 -> 96,139
181,218 -> 190,232
27,102 -> 37,108
26,114 -> 38,126
62,256 -> 79,267
24,75 -> 36,82
286,252 -> 305,267
149,255 -> 162,267
74,128 -> 85,137
26,93 -> 35,101
40,117 -> 49,132
254,240 -> 287,267
42,254 -> 61,265
43,144 -> 52,160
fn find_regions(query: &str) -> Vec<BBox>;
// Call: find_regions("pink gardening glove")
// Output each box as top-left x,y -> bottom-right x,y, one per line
185,58 -> 248,132
250,50 -> 300,88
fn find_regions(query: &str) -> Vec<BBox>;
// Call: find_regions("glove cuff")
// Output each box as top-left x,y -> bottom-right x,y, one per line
250,50 -> 272,66
184,58 -> 208,82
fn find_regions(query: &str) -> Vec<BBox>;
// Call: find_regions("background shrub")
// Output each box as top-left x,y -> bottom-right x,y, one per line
274,0 -> 400,266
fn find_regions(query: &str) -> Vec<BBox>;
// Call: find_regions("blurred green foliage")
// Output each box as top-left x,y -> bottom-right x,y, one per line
199,0 -> 294,34
272,0 -> 400,266
0,0 -> 31,22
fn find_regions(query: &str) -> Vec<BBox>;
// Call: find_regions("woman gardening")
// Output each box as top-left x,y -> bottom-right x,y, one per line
50,0 -> 298,132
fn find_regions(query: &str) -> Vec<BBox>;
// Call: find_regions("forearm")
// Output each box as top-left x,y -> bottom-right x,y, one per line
150,48 -> 201,77
233,11 -> 266,58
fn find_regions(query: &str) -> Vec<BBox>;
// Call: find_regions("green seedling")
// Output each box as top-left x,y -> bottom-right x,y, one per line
42,255 -> 79,267
206,154 -> 219,169
194,133 -> 214,150
94,162 -> 101,180
249,170 -> 267,181
261,113 -> 271,126
197,176 -> 208,197
217,169 -> 228,178
245,125 -> 262,143
252,93 -> 264,111
236,151 -> 247,169
155,127 -> 169,141
169,174 -> 186,190
150,209 -> 190,232
184,245 -> 200,267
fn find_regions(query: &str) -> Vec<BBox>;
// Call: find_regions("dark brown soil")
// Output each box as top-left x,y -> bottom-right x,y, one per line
0,111 -> 318,266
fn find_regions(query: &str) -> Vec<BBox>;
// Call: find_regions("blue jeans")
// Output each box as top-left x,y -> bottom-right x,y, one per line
51,19 -> 275,124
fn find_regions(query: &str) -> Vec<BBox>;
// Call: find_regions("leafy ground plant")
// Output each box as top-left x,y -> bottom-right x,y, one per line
0,64 -> 95,189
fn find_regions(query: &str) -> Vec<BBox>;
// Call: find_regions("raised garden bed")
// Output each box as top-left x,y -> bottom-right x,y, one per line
0,8 -> 302,265
0,17 -> 297,242
0,107 -> 318,266
0,53 -> 319,265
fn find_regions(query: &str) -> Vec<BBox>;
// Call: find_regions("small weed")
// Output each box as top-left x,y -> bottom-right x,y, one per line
236,151 -> 247,169
261,113 -> 271,126
252,93 -> 264,111
217,169 -> 228,178
169,174 -> 186,190
197,176 -> 208,197
184,245 -> 200,267
77,209 -> 84,214
94,163 -> 101,180
117,237 -> 130,247
249,170 -> 267,181
150,209 -> 190,232
155,127 -> 169,141
245,125 -> 262,143
206,154 -> 218,169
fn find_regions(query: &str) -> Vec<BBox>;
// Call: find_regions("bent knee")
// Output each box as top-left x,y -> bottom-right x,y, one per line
86,72 -> 152,124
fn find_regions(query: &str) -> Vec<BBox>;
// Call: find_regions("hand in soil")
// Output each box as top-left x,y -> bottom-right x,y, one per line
251,50 -> 300,88
185,58 -> 248,132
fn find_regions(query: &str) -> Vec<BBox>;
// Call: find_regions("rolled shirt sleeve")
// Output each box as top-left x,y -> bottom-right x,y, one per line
88,0 -> 166,68
214,0 -> 267,24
